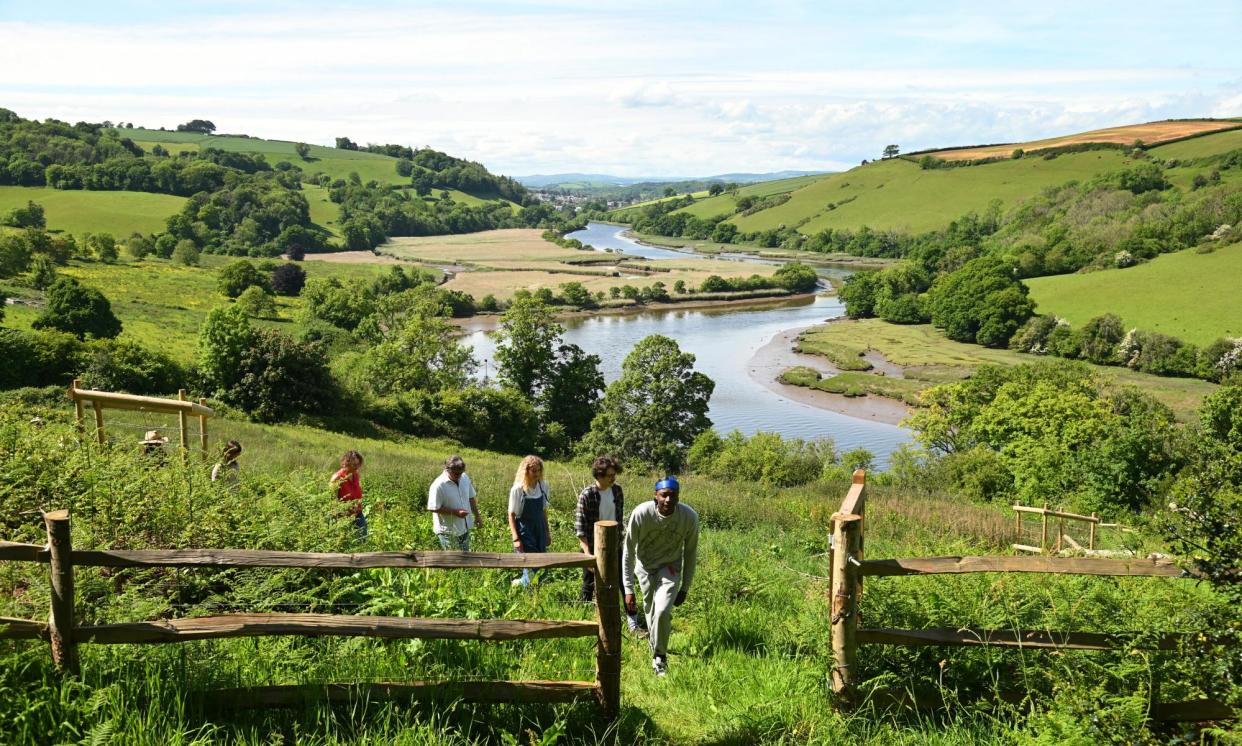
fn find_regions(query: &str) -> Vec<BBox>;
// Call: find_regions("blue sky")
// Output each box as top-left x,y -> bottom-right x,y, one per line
1,1 -> 1239,176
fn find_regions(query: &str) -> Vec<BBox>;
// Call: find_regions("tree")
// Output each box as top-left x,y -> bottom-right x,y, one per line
198,304 -> 257,398
294,142 -> 311,160
663,187 -> 676,198
300,277 -> 373,330
87,233 -> 118,263
495,297 -> 563,398
1078,314 -> 1125,364
396,158 -> 414,177
172,239 -> 200,266
229,330 -> 337,422
542,343 -> 604,443
176,119 -> 217,134
0,233 -> 32,278
708,183 -> 725,196
236,286 -> 276,317
31,278 -> 122,339
580,335 -> 715,472
558,281 -> 593,308
882,144 -> 900,159
217,259 -> 270,298
927,256 -> 1032,346
356,310 -> 476,395
773,262 -> 819,293
29,254 -> 56,290
1,201 -> 45,229
271,263 -> 307,296
335,137 -> 359,150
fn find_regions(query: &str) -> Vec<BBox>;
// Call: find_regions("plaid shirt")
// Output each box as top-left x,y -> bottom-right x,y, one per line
574,483 -> 625,544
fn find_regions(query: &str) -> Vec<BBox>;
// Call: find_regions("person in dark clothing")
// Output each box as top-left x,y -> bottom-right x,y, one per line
575,455 -> 647,636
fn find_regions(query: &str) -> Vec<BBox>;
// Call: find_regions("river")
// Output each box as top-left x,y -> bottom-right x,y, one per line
462,223 -> 912,466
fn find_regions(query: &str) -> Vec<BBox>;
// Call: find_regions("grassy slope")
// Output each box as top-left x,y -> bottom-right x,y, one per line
793,319 -> 1217,421
0,254 -> 405,361
927,120 -> 1241,161
0,186 -> 186,236
0,408 -> 1219,744
1024,241 -> 1242,345
1149,127 -> 1242,159
730,151 -> 1134,235
673,174 -> 826,220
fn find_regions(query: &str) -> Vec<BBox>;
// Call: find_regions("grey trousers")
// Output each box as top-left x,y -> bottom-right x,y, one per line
636,564 -> 681,657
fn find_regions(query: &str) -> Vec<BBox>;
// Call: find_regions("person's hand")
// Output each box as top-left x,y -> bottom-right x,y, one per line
674,590 -> 687,607
513,538 -> 524,552
454,508 -> 468,518
473,512 -> 483,526
624,594 -> 637,614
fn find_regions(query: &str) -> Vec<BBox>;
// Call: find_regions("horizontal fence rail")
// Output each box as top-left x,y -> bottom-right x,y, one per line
857,628 -> 1186,651
861,556 -> 1190,578
69,548 -> 595,571
2,511 -> 623,717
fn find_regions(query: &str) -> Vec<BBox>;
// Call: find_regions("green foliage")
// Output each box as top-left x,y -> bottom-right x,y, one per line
838,270 -> 879,318
235,285 -> 276,318
216,259 -> 270,298
1,199 -> 45,228
170,239 -> 200,266
580,334 -> 714,472
300,277 -> 374,330
927,256 -> 1033,346
31,277 -> 121,339
228,329 -> 338,422
348,288 -> 476,397
0,328 -> 81,388
77,337 -> 184,394
270,262 -> 306,296
772,261 -> 818,293
689,429 -> 835,487
495,297 -> 562,398
0,231 -> 32,278
197,304 -> 256,399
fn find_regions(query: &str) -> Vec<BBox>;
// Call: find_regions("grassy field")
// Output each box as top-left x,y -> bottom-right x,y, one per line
1145,127 -> 1242,160
0,254 -> 403,361
927,120 -> 1241,161
0,186 -> 186,236
0,403 -> 1222,744
1024,241 -> 1242,346
610,174 -> 824,223
790,319 -> 1218,421
385,229 -> 784,301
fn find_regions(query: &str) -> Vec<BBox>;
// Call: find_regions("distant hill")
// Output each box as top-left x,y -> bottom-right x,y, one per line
517,170 -> 824,189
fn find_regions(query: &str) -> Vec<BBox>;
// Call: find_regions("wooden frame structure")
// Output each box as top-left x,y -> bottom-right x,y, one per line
828,472 -> 1229,721
68,379 -> 213,457
0,514 -> 623,716
1011,504 -> 1100,553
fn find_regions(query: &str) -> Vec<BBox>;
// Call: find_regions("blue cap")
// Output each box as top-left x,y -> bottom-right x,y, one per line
655,476 -> 680,492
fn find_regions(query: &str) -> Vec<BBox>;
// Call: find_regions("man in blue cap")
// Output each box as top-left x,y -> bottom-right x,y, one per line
622,475 -> 700,677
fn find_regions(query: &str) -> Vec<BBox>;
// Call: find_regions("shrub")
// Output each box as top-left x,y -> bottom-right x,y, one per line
0,232 -> 32,278
1,200 -> 45,229
28,254 -> 56,290
270,263 -> 307,296
299,277 -> 373,330
693,429 -> 834,487
228,330 -> 338,423
0,328 -> 82,389
236,286 -> 277,318
1077,314 -> 1125,364
172,239 -> 200,266
31,278 -> 121,339
78,338 -> 184,394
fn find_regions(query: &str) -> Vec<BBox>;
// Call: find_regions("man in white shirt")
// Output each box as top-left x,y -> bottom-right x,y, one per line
427,455 -> 482,550
623,476 -> 699,677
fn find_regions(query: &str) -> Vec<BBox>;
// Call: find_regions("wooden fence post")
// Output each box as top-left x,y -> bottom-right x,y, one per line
44,510 -> 79,675
70,379 -> 84,436
1089,514 -> 1097,551
593,520 -> 621,718
1040,504 -> 1048,552
198,398 -> 210,459
830,511 -> 863,707
92,401 -> 105,446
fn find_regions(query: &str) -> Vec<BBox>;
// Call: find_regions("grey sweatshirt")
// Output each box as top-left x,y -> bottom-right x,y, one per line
622,501 -> 700,596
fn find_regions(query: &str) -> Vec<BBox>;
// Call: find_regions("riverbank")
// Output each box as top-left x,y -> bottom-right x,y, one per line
624,229 -> 896,269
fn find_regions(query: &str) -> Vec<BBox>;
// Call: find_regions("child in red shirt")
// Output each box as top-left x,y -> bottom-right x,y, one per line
330,450 -> 367,540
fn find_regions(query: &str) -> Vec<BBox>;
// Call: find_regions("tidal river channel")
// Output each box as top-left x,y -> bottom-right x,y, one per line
462,222 -> 912,466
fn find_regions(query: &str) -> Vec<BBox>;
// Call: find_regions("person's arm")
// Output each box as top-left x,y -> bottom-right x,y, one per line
507,485 -> 523,550
467,475 -> 482,526
676,510 -> 700,604
574,489 -> 591,553
508,512 -> 523,551
622,509 -> 640,600
541,482 -> 551,549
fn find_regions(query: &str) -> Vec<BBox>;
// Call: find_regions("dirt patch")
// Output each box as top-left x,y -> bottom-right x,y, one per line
930,120 -> 1240,161
295,251 -> 412,265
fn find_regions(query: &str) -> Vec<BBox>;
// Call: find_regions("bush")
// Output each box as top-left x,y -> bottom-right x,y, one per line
228,330 -> 338,423
270,263 -> 307,296
31,278 -> 121,339
171,239 -> 200,266
78,338 -> 184,394
1,200 -> 45,228
217,260 -> 270,298
0,328 -> 82,389
0,232 -> 32,278
236,286 -> 277,318
300,277 -> 374,330
691,429 -> 834,487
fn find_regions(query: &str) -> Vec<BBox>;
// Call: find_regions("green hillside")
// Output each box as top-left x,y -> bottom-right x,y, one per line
611,174 -> 822,221
1149,128 -> 1242,160
0,186 -> 185,236
1024,241 -> 1242,346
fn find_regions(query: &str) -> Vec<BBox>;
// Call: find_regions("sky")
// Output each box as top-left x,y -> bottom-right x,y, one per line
1,1 -> 1240,177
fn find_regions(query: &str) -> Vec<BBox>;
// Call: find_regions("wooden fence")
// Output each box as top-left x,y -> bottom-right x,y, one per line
829,472 -> 1231,722
0,511 -> 622,716
69,380 -> 214,458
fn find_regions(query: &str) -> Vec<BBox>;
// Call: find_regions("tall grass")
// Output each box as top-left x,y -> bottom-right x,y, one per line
0,402 -> 1227,743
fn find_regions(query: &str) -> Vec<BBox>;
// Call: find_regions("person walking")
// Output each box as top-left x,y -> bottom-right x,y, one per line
211,440 -> 242,489
507,455 -> 550,588
428,455 -> 481,551
330,450 -> 367,540
623,476 -> 700,677
575,456 -> 648,636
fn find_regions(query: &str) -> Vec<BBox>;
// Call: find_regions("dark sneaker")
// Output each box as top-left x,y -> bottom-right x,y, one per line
628,620 -> 649,640
652,655 -> 667,677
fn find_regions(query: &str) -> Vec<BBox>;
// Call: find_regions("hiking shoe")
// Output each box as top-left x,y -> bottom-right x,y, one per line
627,618 -> 649,639
652,655 -> 667,677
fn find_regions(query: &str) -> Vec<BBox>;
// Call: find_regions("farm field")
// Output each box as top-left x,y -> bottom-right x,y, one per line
1024,241 -> 1242,346
0,404 -> 1222,744
0,186 -> 185,236
0,254 -> 403,362
927,119 -> 1241,161
1149,127 -> 1242,159
789,319 -> 1218,421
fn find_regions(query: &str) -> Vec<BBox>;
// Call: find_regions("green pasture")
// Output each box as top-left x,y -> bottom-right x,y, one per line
791,319 -> 1217,421
1025,241 -> 1242,346
727,150 -> 1134,235
303,183 -> 342,237
0,186 -> 185,236
0,254 -> 404,362
0,405 -> 1223,744
1150,127 -> 1242,160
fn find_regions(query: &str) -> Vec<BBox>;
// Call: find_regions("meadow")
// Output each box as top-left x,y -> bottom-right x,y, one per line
0,254 -> 405,362
1024,241 -> 1242,346
788,319 -> 1218,421
0,186 -> 186,236
926,119 -> 1240,161
0,400 -> 1223,744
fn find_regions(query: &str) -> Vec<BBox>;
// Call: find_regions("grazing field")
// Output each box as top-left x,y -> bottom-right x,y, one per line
0,407 -> 1221,744
302,183 -> 342,236
385,229 -> 591,265
790,319 -> 1217,421
1149,127 -> 1242,159
728,150 -> 1133,235
1024,241 -> 1242,346
927,119 -> 1241,161
0,254 -> 401,361
0,186 -> 185,236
